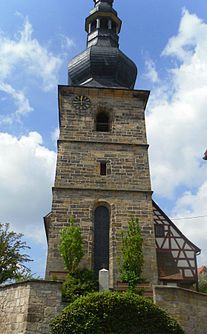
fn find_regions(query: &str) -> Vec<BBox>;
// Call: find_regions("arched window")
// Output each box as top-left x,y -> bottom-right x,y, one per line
96,112 -> 110,132
94,206 -> 110,275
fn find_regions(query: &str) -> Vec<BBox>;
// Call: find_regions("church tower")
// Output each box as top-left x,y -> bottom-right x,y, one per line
45,0 -> 158,287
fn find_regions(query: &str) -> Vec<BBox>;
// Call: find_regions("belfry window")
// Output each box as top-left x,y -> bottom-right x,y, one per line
96,112 -> 110,132
112,21 -> 117,33
100,18 -> 108,29
91,20 -> 97,32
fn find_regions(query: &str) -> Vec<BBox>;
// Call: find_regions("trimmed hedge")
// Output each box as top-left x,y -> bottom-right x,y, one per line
50,292 -> 184,334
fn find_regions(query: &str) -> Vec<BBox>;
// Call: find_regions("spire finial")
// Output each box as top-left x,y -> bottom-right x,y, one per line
93,0 -> 114,7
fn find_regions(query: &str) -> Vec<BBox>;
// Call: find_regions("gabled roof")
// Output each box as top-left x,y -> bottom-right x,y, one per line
153,200 -> 201,254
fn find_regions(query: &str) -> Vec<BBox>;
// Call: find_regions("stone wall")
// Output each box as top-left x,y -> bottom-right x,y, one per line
55,141 -> 151,191
0,280 -> 64,334
153,286 -> 207,334
1,282 -> 207,333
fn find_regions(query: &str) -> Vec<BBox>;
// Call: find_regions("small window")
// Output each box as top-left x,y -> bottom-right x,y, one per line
96,112 -> 109,132
100,162 -> 107,176
155,225 -> 165,237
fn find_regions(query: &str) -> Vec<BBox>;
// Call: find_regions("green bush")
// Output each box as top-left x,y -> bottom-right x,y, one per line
62,268 -> 98,303
198,272 -> 207,293
50,292 -> 184,334
119,218 -> 144,291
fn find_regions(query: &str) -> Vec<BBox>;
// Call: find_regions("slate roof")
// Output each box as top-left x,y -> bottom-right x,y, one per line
68,0 -> 137,89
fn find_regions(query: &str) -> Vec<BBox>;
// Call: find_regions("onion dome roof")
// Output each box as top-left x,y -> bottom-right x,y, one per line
68,0 -> 137,89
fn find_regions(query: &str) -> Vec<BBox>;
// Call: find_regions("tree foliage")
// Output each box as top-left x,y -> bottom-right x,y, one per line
59,216 -> 84,274
198,271 -> 207,293
0,223 -> 32,285
50,291 -> 184,334
119,218 -> 144,290
62,268 -> 98,303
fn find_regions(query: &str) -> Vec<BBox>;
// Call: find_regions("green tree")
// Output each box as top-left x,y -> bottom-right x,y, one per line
62,268 -> 98,303
198,271 -> 207,293
59,216 -> 84,274
0,223 -> 32,285
119,218 -> 144,291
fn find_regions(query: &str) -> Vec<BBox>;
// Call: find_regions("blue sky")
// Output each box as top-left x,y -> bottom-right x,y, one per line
0,0 -> 207,277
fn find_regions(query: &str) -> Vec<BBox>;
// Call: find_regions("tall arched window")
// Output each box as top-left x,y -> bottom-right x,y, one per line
94,206 -> 110,275
96,112 -> 110,132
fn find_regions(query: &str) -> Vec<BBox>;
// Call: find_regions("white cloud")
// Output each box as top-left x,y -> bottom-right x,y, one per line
162,9 -> 203,62
146,9 -> 207,262
0,17 -> 62,90
60,34 -> 75,51
0,83 -> 33,124
171,181 -> 207,264
144,58 -> 159,83
51,127 -> 60,146
0,132 -> 56,244
147,9 -> 207,198
0,15 -> 76,274
0,17 -> 63,123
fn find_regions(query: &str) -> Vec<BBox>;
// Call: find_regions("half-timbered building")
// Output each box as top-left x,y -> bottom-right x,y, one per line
153,201 -> 200,288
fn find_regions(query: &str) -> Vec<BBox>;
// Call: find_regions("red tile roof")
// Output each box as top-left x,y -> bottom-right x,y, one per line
197,266 -> 207,274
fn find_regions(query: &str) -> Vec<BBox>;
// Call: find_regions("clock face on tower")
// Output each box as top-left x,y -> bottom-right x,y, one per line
72,95 -> 91,110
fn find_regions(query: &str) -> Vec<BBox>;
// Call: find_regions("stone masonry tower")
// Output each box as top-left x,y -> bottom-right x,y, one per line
45,0 -> 158,287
